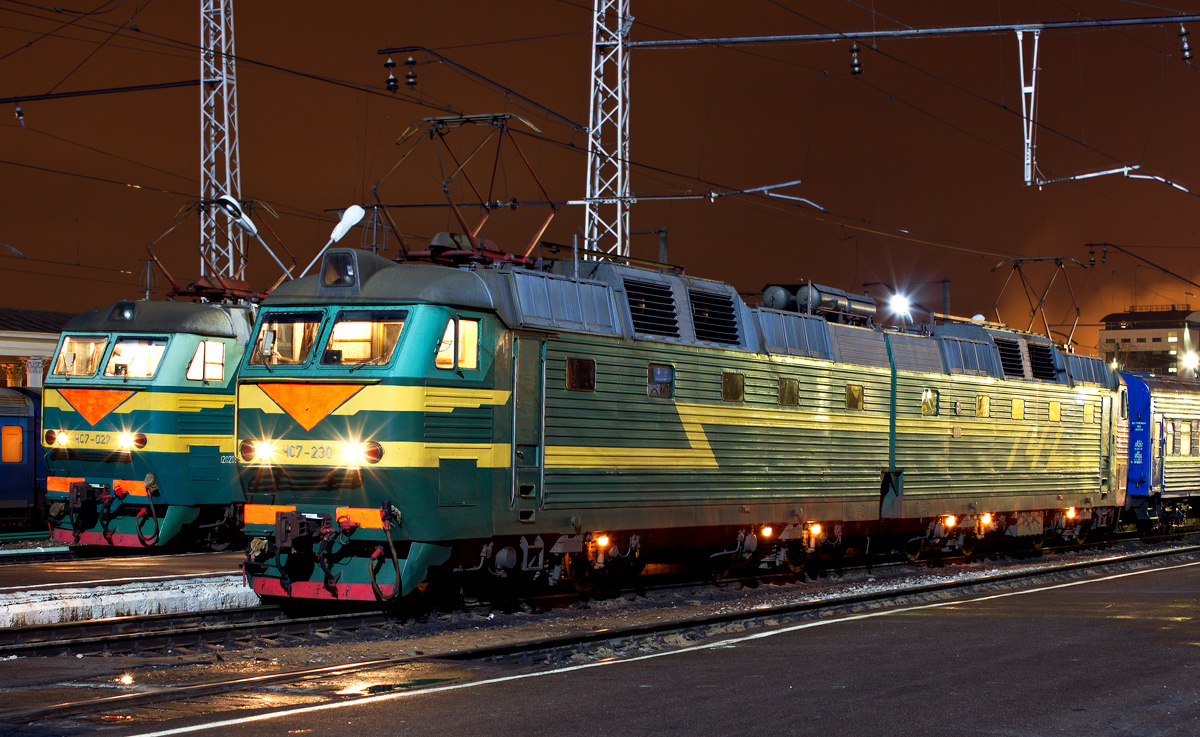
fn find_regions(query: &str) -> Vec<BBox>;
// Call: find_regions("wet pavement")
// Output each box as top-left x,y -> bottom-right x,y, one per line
2,551 -> 1197,737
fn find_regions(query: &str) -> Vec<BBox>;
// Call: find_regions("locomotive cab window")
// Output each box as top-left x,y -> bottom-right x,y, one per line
52,335 -> 108,376
436,318 -> 479,370
722,372 -> 744,402
647,364 -> 674,398
846,384 -> 864,411
250,312 -> 323,366
1,426 -> 21,463
566,357 -> 596,392
921,388 -> 938,416
186,340 -> 226,382
323,310 -> 407,366
104,337 -> 168,378
778,377 -> 799,406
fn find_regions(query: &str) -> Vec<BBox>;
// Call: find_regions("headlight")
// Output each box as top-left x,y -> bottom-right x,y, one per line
253,441 -> 274,462
117,433 -> 147,450
594,534 -> 610,548
945,515 -> 957,528
343,441 -> 383,465
55,431 -> 70,446
761,526 -> 774,538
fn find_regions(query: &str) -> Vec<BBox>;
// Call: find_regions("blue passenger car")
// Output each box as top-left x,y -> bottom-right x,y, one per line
0,387 -> 44,524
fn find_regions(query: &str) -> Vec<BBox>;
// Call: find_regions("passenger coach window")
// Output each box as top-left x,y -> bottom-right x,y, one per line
647,364 -> 674,398
566,358 -> 596,392
1,426 -> 21,463
722,372 -> 744,402
323,310 -> 406,365
436,318 -> 479,370
52,335 -> 108,376
846,384 -> 864,411
250,313 -> 322,366
186,340 -> 225,381
921,389 -> 938,416
104,337 -> 168,378
778,378 -> 799,406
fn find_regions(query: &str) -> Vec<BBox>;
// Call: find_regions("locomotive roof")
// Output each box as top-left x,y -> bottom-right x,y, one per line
0,387 -> 38,418
265,250 -> 495,311
64,300 -> 242,339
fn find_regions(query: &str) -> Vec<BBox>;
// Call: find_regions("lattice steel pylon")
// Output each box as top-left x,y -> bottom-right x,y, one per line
584,0 -> 633,257
199,0 -> 244,280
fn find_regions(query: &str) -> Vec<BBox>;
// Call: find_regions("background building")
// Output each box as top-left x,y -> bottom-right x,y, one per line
1098,305 -> 1200,376
0,308 -> 75,387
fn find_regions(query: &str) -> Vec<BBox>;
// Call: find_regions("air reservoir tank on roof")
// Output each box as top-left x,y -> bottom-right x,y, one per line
762,283 -> 876,321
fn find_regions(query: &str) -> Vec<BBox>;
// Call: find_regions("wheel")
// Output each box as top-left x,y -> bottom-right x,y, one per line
784,543 -> 808,574
959,535 -> 977,558
904,537 -> 924,562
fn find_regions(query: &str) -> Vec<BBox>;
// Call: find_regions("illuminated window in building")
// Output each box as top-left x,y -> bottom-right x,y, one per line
846,384 -> 864,411
186,341 -> 226,381
435,318 -> 479,370
921,388 -> 938,416
1012,398 -> 1025,421
104,338 -> 168,378
1169,333 -> 1178,343
1,426 -> 22,463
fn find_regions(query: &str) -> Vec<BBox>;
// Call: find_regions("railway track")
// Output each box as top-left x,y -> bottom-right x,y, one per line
2,539 -> 1198,725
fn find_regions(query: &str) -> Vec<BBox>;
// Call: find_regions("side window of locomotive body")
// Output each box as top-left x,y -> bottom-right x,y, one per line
976,395 -> 990,418
722,372 -> 744,402
187,340 -> 226,382
921,388 -> 938,416
1012,397 -> 1025,421
778,377 -> 799,406
104,337 -> 168,379
846,384 -> 864,411
435,318 -> 479,371
566,358 -> 596,392
647,364 -> 674,398
250,312 -> 323,366
1,426 -> 22,463
1048,401 -> 1061,422
1180,422 -> 1191,456
52,335 -> 109,376
323,310 -> 407,366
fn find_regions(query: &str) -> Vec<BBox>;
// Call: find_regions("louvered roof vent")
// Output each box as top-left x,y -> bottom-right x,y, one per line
688,289 -> 740,345
624,278 -> 680,337
1026,343 -> 1059,381
993,338 -> 1025,378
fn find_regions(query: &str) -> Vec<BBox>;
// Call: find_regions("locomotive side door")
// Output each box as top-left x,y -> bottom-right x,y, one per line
512,335 -> 545,523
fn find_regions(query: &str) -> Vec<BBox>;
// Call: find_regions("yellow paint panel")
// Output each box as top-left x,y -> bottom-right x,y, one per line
246,442 -> 511,469
44,389 -> 233,415
237,384 -> 510,416
43,432 -> 234,454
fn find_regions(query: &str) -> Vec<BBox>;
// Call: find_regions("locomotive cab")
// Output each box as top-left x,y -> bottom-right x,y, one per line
42,301 -> 253,547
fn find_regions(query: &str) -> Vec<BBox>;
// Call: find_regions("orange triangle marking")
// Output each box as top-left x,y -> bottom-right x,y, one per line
258,384 -> 365,432
58,388 -> 136,427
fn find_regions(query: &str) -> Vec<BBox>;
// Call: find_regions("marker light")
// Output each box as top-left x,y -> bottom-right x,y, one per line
595,534 -> 610,548
981,513 -> 992,525
44,430 -> 56,445
1067,507 -> 1077,519
809,523 -> 822,536
945,515 -> 957,528
239,439 -> 255,461
761,526 -> 774,538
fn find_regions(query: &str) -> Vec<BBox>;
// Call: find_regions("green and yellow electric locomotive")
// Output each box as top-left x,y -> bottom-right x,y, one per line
238,244 -> 1121,602
43,300 -> 253,547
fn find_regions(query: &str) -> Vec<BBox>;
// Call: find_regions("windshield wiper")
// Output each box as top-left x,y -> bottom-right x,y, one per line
347,354 -> 390,373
